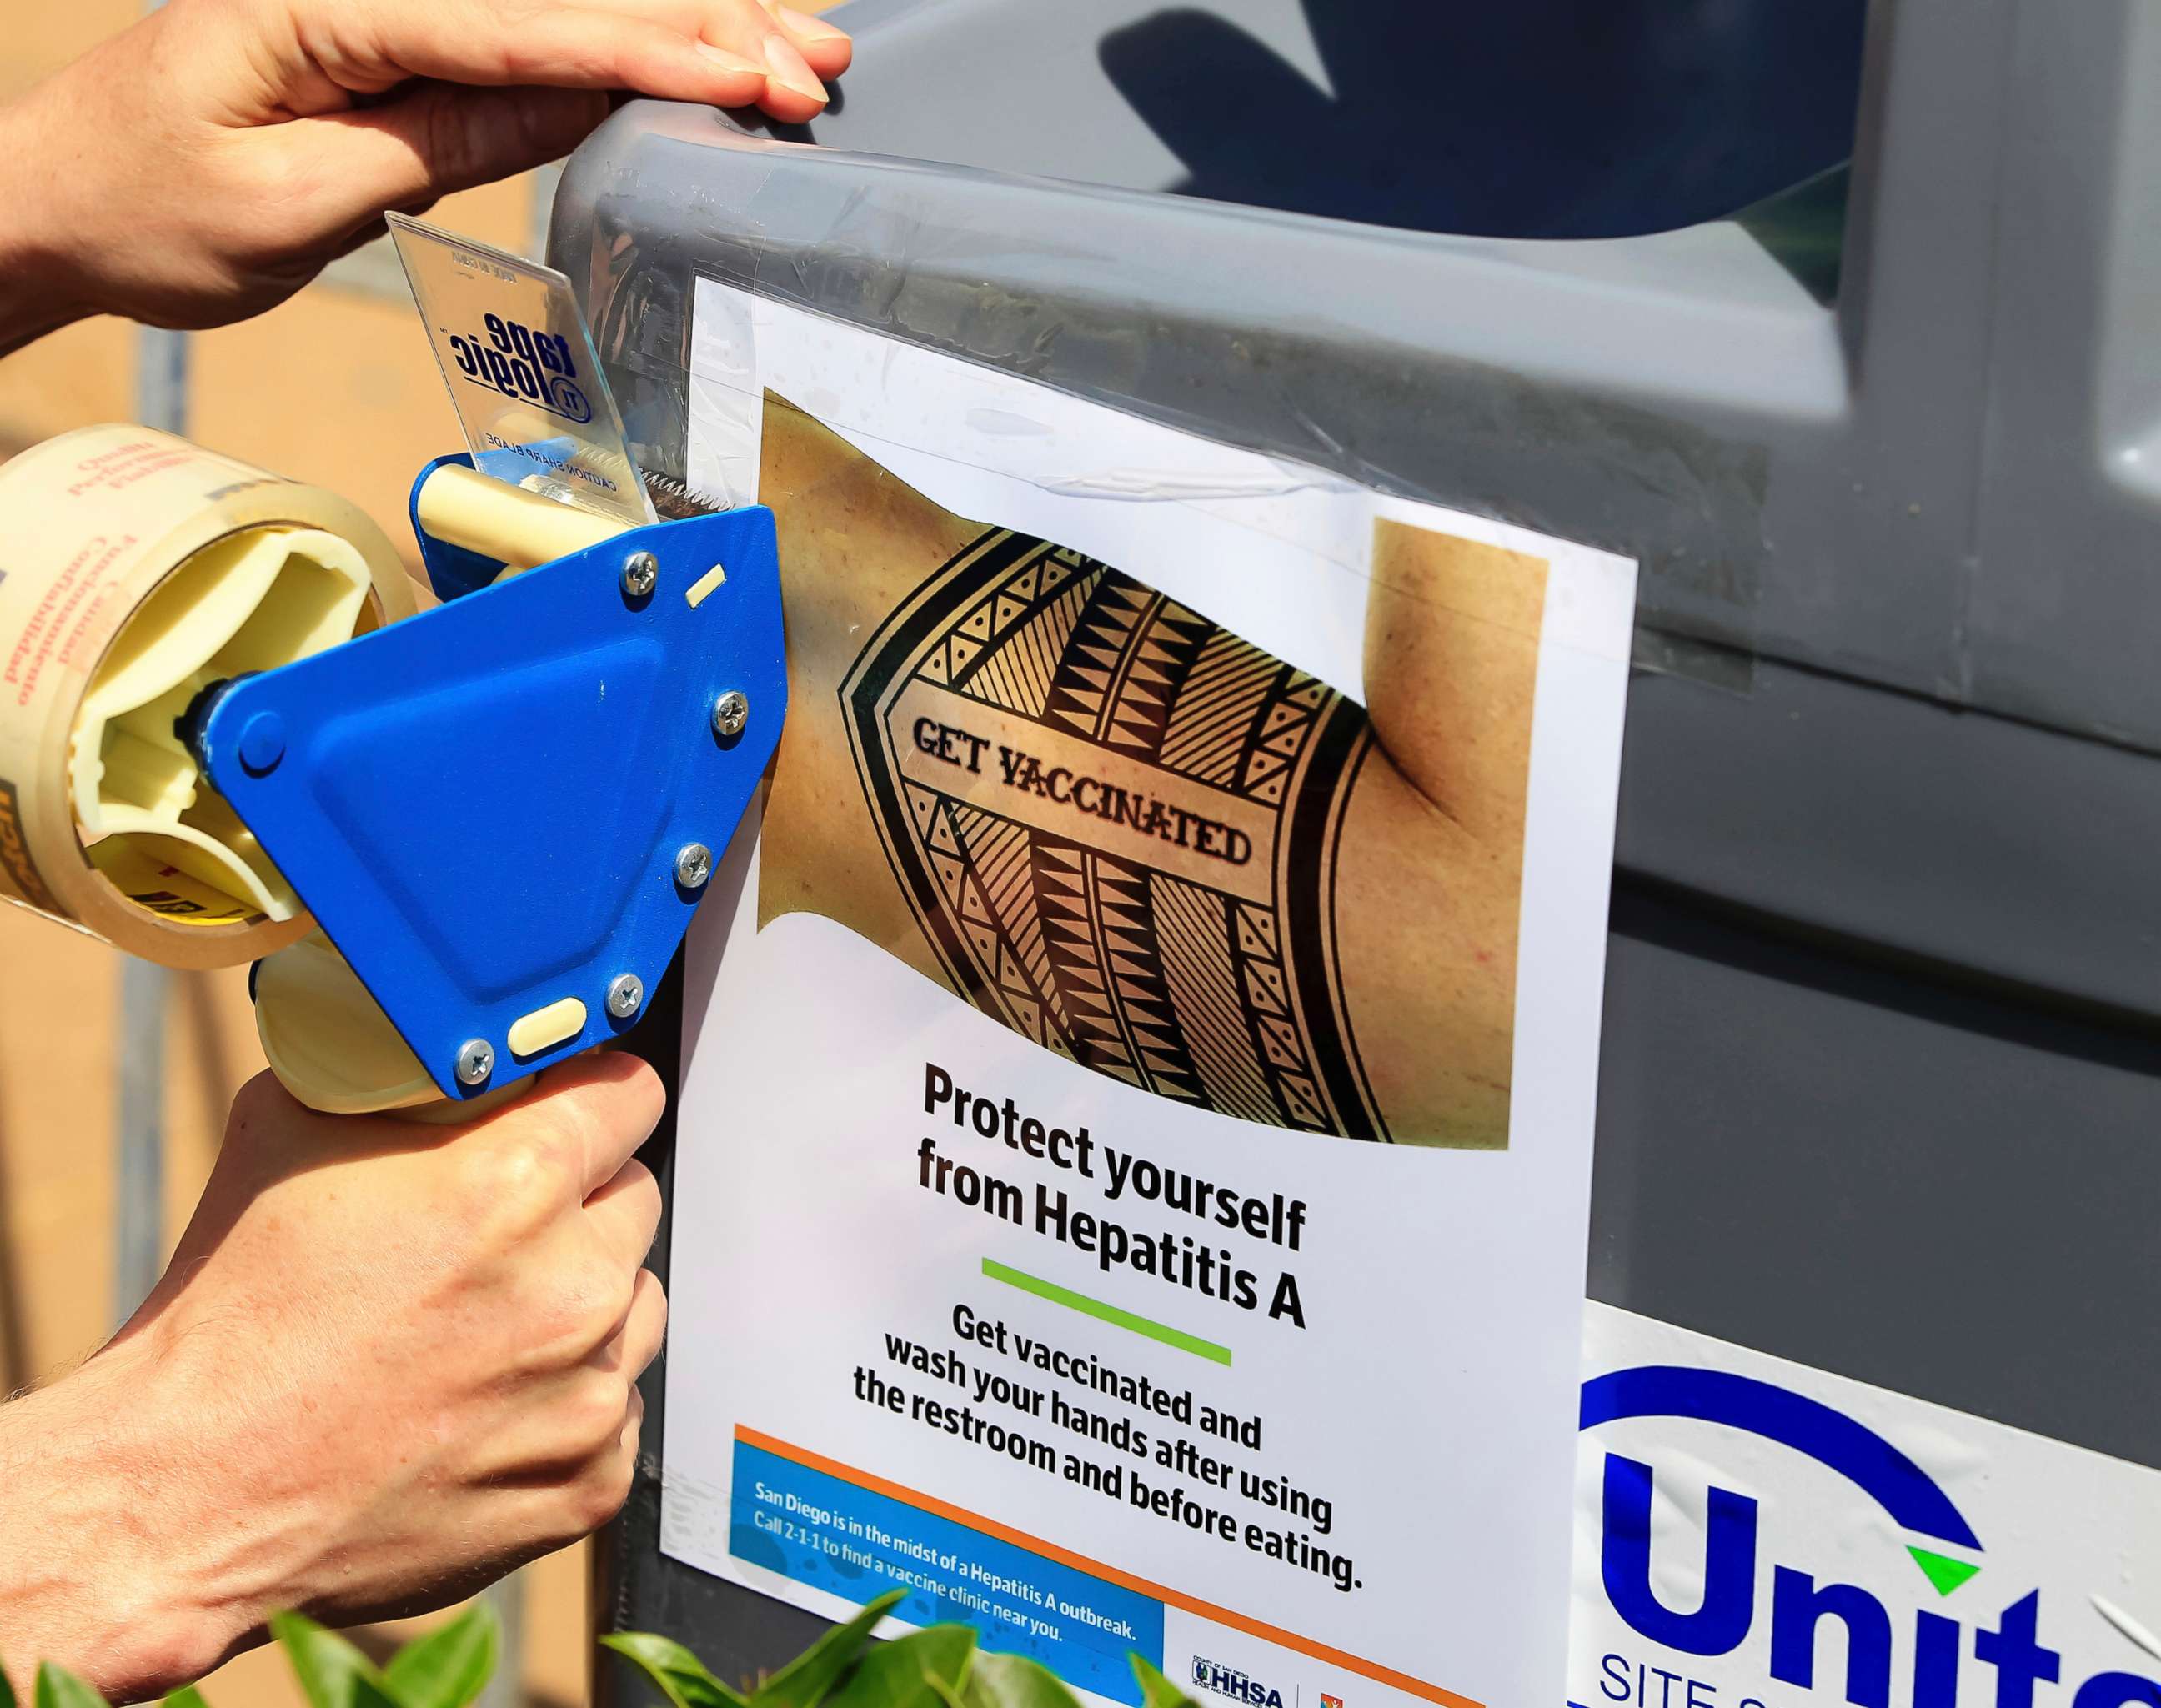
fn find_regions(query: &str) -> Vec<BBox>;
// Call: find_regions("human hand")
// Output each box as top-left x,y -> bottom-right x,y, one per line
0,0 -> 850,347
0,1051 -> 668,1700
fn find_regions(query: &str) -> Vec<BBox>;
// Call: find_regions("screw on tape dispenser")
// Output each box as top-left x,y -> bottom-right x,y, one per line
238,218 -> 664,1116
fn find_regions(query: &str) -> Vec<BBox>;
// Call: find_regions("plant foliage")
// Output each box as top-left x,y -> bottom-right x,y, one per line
2,1587 -> 1192,1708
604,1588 -> 1193,1708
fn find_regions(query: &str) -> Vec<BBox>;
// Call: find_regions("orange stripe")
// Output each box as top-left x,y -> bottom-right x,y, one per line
735,1425 -> 1485,1708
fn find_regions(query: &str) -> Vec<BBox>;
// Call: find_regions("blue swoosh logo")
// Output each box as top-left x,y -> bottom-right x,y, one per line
1581,1364 -> 1981,1551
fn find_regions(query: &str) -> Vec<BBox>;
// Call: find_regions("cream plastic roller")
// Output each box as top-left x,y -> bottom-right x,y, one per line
414,460 -> 624,571
0,426 -> 419,968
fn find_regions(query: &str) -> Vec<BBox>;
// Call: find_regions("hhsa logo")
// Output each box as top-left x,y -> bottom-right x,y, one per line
1191,1657 -> 1286,1708
444,313 -> 593,425
1578,1365 -> 2161,1708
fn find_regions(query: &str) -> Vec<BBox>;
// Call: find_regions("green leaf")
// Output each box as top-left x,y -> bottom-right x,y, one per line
271,1612 -> 403,1708
750,1590 -> 906,1708
163,1688 -> 213,1708
0,1655 -> 15,1708
599,1634 -> 751,1708
823,1627 -> 977,1708
1128,1656 -> 1194,1708
950,1652 -> 1075,1708
33,1665 -> 106,1708
385,1603 -> 500,1708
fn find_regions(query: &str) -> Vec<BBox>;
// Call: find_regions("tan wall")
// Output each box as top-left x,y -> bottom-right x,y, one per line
0,5 -> 591,1700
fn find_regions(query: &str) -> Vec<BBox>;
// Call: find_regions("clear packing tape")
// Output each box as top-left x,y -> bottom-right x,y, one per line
0,425 -> 418,966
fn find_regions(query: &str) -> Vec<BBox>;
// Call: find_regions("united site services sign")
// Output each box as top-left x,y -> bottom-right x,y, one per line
1571,1306 -> 2161,1708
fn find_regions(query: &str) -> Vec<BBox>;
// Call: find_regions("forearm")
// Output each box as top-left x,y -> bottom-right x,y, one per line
756,399 -> 1519,1144
0,88 -> 97,358
0,1335 -> 248,1700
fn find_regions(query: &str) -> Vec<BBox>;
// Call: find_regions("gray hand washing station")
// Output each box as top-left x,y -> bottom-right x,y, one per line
551,0 -> 2161,1685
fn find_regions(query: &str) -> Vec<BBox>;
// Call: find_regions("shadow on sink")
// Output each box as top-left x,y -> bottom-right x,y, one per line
1099,0 -> 1867,240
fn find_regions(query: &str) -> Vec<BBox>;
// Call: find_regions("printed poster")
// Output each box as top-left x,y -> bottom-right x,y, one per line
662,286 -> 1637,1708
1572,1304 -> 2161,1708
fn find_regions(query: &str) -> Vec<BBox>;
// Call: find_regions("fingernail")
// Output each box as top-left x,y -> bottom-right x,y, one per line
779,6 -> 848,41
763,32 -> 827,101
697,41 -> 764,73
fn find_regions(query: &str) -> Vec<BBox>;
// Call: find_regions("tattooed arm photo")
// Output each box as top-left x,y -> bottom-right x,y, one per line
755,400 -> 1547,1149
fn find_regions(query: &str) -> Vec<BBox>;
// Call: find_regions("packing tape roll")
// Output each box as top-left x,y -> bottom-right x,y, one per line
0,424 -> 418,969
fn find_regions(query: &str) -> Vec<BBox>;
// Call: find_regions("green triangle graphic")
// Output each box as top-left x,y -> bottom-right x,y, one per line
1908,1546 -> 1982,1596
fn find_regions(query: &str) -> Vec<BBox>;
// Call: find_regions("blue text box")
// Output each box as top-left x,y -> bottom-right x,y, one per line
730,1437 -> 1166,1703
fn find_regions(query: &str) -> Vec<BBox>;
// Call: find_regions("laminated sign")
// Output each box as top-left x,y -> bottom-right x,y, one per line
1572,1306 -> 2161,1708
664,288 -> 1637,1708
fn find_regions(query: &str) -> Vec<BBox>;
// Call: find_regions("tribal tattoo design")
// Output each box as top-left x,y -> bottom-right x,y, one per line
841,528 -> 1393,1141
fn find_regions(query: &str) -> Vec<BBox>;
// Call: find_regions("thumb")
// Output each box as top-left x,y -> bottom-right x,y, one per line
281,83 -> 611,228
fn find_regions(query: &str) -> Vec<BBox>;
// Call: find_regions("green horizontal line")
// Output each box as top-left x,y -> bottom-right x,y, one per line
981,1258 -> 1232,1365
